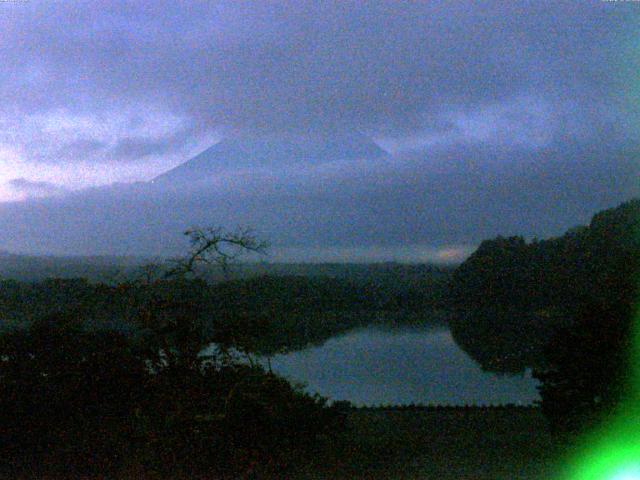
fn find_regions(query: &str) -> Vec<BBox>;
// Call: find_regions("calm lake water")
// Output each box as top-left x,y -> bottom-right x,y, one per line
262,326 -> 540,407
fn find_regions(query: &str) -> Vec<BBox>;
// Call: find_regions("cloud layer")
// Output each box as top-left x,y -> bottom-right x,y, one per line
1,2 -> 637,157
0,1 -> 637,257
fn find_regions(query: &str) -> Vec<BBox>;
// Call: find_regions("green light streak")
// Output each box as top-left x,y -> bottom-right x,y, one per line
560,307 -> 640,480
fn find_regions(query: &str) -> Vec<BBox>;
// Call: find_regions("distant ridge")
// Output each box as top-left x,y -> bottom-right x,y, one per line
152,130 -> 390,185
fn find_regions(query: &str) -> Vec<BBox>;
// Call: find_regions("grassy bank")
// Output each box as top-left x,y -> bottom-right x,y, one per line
294,407 -> 563,480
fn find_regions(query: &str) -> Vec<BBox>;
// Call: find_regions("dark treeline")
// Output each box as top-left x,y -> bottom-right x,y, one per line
0,252 -> 145,283
448,198 -> 639,373
449,198 -> 640,433
355,404 -> 538,411
0,266 -> 450,356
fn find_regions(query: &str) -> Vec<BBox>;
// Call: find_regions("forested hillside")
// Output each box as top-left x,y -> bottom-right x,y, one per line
448,198 -> 640,373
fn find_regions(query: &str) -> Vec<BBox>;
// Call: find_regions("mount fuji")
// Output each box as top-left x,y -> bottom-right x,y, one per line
152,130 -> 391,185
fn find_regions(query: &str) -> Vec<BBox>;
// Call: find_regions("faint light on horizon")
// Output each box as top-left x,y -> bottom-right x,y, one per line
436,247 -> 473,263
265,244 -> 475,264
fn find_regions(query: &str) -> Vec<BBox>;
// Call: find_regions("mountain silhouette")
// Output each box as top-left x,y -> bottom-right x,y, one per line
152,130 -> 390,185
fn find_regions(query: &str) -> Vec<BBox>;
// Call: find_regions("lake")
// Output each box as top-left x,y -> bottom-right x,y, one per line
261,326 -> 540,407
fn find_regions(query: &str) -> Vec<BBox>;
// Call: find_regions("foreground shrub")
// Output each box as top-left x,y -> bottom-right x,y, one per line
0,315 -> 344,478
0,313 -> 148,477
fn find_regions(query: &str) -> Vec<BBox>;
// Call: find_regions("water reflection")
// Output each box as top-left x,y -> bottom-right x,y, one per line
263,326 -> 540,406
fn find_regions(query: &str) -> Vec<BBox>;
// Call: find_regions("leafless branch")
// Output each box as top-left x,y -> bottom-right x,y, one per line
164,226 -> 268,279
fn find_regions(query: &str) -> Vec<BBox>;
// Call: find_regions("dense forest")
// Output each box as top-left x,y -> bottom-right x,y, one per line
449,198 -> 640,432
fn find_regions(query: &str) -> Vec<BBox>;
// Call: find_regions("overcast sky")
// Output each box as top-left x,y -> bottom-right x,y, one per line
0,1 -> 638,259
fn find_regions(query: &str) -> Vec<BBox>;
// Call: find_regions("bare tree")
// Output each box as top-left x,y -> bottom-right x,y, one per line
130,226 -> 268,369
164,226 -> 268,280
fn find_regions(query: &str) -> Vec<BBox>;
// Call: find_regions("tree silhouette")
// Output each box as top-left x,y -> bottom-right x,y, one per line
534,300 -> 634,434
0,226 -> 344,478
0,312 -> 148,476
531,199 -> 640,433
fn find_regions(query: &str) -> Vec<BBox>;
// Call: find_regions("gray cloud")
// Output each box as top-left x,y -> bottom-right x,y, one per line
7,178 -> 66,198
0,1 -> 637,147
62,139 -> 107,159
110,135 -> 186,161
